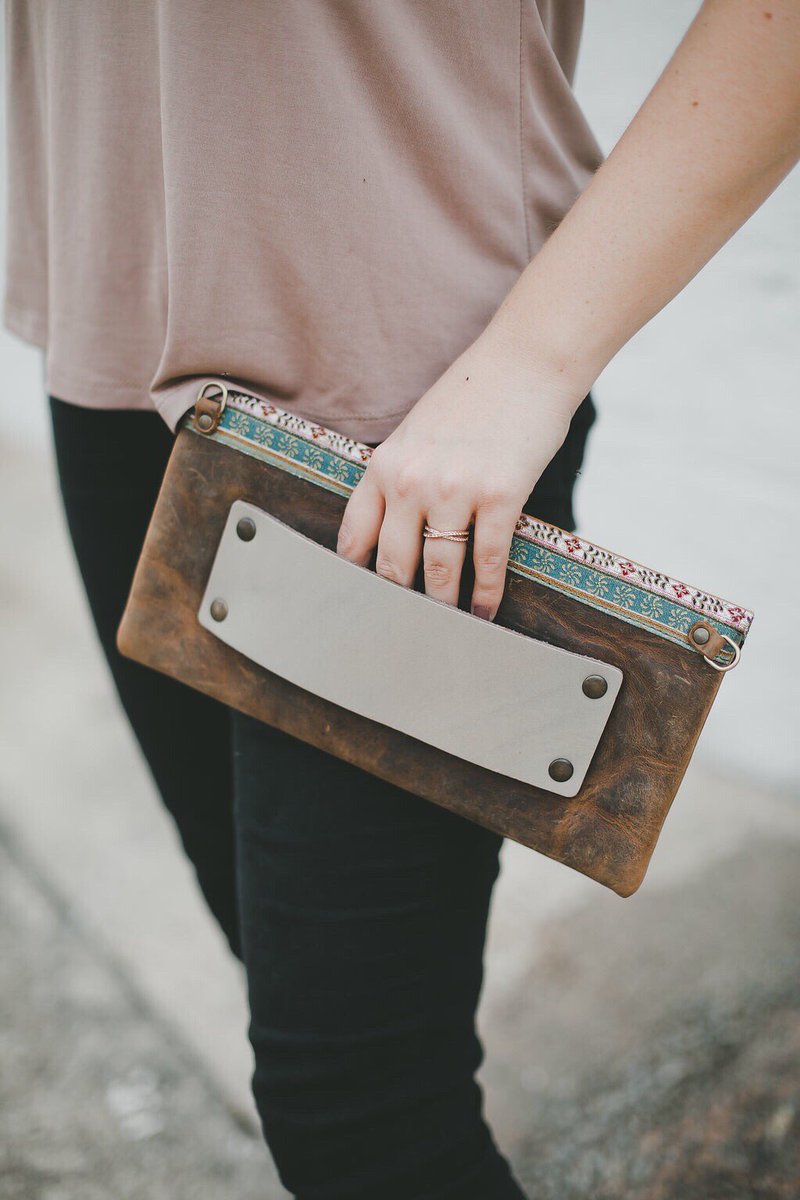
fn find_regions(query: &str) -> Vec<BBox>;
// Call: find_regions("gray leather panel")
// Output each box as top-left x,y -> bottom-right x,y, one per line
198,502 -> 623,797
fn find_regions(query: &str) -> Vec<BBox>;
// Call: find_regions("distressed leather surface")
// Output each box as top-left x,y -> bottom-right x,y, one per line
117,428 -> 723,897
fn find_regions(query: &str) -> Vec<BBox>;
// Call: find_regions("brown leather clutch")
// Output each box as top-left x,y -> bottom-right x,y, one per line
117,379 -> 754,897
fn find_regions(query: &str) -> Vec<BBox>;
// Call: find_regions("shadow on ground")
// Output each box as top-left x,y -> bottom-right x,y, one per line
483,838 -> 800,1199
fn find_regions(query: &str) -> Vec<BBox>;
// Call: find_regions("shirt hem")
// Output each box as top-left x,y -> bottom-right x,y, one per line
154,378 -> 414,442
287,408 -> 413,443
3,305 -> 48,350
45,366 -> 157,413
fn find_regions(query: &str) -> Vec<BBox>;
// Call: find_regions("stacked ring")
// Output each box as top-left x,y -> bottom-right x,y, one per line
423,524 -> 471,543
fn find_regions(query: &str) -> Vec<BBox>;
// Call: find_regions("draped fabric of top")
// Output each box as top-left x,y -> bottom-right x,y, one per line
3,1 -> 601,440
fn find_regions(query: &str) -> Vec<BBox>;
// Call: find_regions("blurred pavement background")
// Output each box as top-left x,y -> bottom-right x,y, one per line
2,3 -> 799,1197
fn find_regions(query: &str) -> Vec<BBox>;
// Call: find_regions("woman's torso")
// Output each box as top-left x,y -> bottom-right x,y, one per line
4,0 -> 601,442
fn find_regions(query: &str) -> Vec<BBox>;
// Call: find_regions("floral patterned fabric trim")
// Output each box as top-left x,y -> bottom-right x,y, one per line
186,388 -> 753,652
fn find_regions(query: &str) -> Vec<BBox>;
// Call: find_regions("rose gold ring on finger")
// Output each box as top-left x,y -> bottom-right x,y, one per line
423,524 -> 470,543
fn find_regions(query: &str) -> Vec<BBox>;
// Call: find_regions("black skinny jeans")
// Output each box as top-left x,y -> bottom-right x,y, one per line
49,393 -> 593,1200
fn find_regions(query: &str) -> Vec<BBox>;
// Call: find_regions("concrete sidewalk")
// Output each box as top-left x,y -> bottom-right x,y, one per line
0,831 -> 278,1200
2,787 -> 798,1200
486,835 -> 800,1198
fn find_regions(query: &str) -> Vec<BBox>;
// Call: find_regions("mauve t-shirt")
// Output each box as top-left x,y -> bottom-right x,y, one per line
3,1 -> 601,440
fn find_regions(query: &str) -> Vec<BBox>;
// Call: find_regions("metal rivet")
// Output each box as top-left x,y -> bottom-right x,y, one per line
236,517 -> 256,542
582,674 -> 608,700
691,625 -> 710,645
197,413 -> 213,431
548,758 -> 574,783
210,597 -> 228,622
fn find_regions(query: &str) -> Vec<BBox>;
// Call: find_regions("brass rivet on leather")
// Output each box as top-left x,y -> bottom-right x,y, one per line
582,674 -> 608,699
236,517 -> 257,542
548,757 -> 574,783
691,625 -> 710,645
210,597 -> 229,622
197,413 -> 214,432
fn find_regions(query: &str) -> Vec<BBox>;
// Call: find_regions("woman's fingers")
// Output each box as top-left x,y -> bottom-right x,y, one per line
336,473 -> 385,566
337,444 -> 522,618
374,504 -> 423,587
338,449 -> 428,587
422,511 -> 473,607
470,503 -> 519,620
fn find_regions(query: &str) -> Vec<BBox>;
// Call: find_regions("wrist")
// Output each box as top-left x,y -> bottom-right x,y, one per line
478,234 -> 623,409
473,305 -> 598,424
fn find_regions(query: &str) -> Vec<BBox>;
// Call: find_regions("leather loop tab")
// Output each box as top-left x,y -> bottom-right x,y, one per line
194,381 -> 228,434
688,619 -> 727,659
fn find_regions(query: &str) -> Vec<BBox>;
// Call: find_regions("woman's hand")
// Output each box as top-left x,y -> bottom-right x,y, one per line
336,326 -> 580,621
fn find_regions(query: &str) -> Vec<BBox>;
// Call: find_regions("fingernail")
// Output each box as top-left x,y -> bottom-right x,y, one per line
471,604 -> 492,621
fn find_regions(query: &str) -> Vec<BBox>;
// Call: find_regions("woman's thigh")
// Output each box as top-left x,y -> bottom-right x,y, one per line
49,396 -> 241,956
232,714 -> 527,1200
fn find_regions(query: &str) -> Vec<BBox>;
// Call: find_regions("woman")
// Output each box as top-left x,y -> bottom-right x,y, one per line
4,2 -> 799,1197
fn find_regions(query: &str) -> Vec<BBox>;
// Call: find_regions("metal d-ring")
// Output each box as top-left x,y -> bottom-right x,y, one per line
194,380 -> 229,433
705,634 -> 741,673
